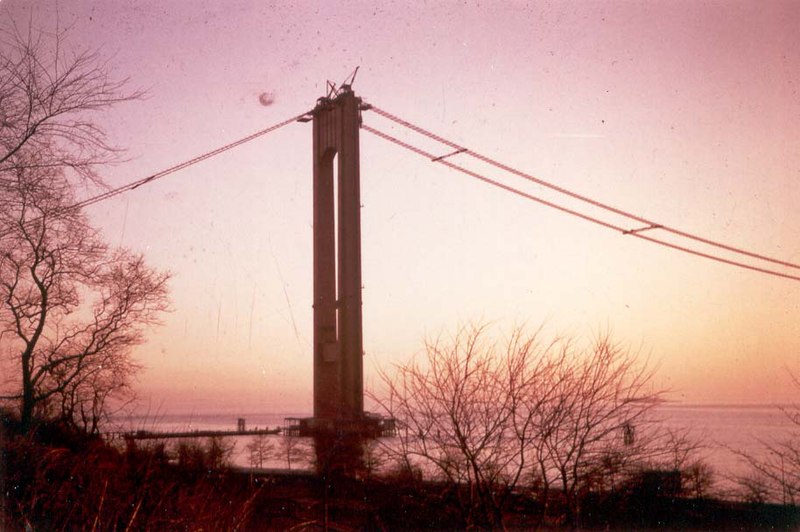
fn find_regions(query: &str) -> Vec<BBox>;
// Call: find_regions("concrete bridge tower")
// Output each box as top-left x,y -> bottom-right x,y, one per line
311,85 -> 365,425
284,86 -> 393,474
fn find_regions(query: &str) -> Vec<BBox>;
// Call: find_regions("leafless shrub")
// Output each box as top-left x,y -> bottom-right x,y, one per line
733,437 -> 800,505
651,426 -> 714,498
3,432 -> 258,529
682,460 -> 715,498
732,372 -> 800,505
735,472 -> 771,504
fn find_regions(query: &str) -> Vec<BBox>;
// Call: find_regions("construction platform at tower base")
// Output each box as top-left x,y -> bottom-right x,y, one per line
283,414 -> 396,438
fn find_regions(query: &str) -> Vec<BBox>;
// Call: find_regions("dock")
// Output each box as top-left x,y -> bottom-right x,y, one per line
109,417 -> 284,441
120,427 -> 281,440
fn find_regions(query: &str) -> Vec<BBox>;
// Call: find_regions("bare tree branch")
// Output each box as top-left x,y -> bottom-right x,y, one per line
0,19 -> 143,185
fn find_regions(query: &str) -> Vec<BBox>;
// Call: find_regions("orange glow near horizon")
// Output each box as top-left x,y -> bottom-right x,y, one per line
3,0 -> 799,414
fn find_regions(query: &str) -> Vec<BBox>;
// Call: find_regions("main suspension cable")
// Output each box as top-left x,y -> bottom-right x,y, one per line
362,124 -> 800,283
367,105 -> 800,272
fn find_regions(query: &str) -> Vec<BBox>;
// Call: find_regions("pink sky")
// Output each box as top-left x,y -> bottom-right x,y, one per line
3,0 -> 799,413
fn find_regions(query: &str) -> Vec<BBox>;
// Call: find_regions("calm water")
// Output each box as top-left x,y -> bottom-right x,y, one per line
657,404 -> 797,496
118,404 -> 798,498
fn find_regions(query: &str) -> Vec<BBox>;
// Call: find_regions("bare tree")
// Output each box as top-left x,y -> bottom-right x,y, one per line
205,436 -> 236,469
526,333 -> 664,527
280,431 -> 307,470
245,435 -> 274,469
656,426 -> 714,498
362,438 -> 389,479
1,19 -> 141,183
0,162 -> 169,433
175,437 -> 235,472
0,21 -> 164,434
372,325 -> 666,528
372,324 -> 553,529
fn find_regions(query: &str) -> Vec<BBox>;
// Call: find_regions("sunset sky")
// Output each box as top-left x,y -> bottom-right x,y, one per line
4,0 -> 799,413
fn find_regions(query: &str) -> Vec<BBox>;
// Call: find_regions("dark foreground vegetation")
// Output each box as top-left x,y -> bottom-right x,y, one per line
2,413 -> 798,531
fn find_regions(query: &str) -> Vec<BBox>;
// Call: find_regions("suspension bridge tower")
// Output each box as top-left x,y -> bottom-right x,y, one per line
285,85 -> 393,474
312,85 -> 365,423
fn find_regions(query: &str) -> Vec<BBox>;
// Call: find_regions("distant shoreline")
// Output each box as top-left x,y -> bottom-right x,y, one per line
121,403 -> 794,418
657,402 -> 792,410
